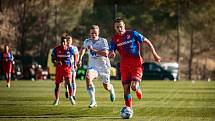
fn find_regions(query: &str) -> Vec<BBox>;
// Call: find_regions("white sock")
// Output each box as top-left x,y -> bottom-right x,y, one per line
72,83 -> 76,96
87,85 -> 96,103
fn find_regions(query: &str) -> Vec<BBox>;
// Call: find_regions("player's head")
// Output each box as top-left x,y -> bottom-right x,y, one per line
4,44 -> 9,52
66,35 -> 72,46
114,18 -> 126,34
61,36 -> 67,46
90,25 -> 99,40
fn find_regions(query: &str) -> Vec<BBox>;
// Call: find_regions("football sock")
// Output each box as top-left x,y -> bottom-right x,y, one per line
67,83 -> 73,97
72,83 -> 76,97
136,86 -> 142,100
87,85 -> 96,103
109,84 -> 115,102
124,94 -> 132,107
54,87 -> 60,100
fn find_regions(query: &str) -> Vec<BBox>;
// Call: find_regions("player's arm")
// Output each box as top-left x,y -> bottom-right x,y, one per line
108,40 -> 117,58
143,38 -> 161,63
78,47 -> 86,67
51,48 -> 61,66
88,45 -> 108,57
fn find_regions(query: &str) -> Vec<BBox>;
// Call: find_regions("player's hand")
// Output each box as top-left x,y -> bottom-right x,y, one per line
77,61 -> 82,68
74,65 -> 77,70
108,51 -> 116,58
154,55 -> 161,63
87,45 -> 93,50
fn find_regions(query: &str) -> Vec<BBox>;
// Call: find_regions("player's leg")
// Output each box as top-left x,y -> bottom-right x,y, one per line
86,68 -> 98,108
121,67 -> 132,108
131,65 -> 143,100
65,68 -> 75,105
53,82 -> 61,105
65,77 -> 76,105
100,68 -> 115,102
71,69 -> 77,100
5,72 -> 11,88
53,68 -> 63,105
64,81 -> 68,98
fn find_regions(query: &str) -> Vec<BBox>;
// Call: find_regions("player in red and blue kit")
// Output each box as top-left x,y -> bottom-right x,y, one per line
1,45 -> 14,88
51,36 -> 77,105
109,18 -> 161,110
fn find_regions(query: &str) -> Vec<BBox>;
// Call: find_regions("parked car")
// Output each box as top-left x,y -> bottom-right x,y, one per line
116,61 -> 175,80
142,62 -> 175,80
160,62 -> 179,81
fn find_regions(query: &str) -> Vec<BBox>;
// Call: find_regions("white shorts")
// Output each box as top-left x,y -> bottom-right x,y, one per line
87,67 -> 110,84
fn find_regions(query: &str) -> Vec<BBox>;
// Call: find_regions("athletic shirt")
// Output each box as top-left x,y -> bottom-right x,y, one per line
2,51 -> 13,62
82,37 -> 110,69
110,30 -> 145,67
51,45 -> 74,67
70,45 -> 79,68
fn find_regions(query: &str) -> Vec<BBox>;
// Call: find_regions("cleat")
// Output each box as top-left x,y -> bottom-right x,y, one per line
53,99 -> 59,106
73,96 -> 76,101
65,92 -> 68,98
69,97 -> 76,105
88,102 -> 97,108
136,89 -> 142,100
6,83 -> 10,88
110,87 -> 116,102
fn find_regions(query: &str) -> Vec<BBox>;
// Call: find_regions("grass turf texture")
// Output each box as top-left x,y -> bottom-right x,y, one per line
0,80 -> 215,121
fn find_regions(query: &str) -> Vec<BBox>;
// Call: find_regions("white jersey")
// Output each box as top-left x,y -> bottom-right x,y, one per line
70,45 -> 79,70
83,37 -> 111,70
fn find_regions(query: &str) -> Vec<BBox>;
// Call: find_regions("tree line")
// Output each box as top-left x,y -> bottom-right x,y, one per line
0,0 -> 215,80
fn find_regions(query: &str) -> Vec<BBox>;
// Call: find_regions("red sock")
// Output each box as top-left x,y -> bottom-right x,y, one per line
124,94 -> 132,108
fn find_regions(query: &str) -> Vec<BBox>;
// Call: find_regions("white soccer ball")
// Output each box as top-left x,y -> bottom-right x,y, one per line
120,106 -> 133,119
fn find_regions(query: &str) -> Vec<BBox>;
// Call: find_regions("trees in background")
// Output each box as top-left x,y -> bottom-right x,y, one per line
0,0 -> 215,80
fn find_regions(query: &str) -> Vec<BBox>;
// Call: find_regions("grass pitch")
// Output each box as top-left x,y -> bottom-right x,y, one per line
0,80 -> 215,121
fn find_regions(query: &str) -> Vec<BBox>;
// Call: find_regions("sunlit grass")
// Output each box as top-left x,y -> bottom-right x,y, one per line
0,80 -> 215,121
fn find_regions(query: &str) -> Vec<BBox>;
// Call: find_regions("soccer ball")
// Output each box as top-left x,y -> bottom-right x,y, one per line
120,106 -> 133,119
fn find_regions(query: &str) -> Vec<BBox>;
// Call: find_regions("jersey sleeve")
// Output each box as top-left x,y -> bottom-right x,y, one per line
109,39 -> 117,52
101,38 -> 109,51
82,39 -> 88,49
51,48 -> 57,63
133,31 -> 145,43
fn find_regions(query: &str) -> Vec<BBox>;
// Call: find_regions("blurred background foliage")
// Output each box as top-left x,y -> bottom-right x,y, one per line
0,0 -> 215,80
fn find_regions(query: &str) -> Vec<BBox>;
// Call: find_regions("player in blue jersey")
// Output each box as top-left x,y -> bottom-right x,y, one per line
51,36 -> 77,105
109,18 -> 161,110
64,35 -> 79,100
78,25 -> 115,108
1,45 -> 14,88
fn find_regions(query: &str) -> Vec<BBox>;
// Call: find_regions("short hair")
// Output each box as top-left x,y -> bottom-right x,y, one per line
61,36 -> 67,43
90,25 -> 99,31
66,35 -> 72,40
114,17 -> 124,24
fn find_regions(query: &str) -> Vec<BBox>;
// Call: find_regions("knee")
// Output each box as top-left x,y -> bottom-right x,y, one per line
103,83 -> 111,90
131,85 -> 137,91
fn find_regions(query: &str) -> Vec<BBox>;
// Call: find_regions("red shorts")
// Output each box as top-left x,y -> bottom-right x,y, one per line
2,61 -> 12,73
55,66 -> 72,84
120,64 -> 143,84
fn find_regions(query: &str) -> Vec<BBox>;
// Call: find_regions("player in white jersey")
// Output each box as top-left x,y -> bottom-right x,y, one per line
78,25 -> 115,108
65,35 -> 79,100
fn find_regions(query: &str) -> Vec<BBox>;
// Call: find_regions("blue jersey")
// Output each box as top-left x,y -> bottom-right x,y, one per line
51,45 -> 75,67
110,30 -> 145,66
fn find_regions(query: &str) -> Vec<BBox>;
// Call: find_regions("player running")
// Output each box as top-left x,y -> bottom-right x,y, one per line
1,44 -> 14,88
64,35 -> 79,100
78,25 -> 115,108
51,36 -> 77,105
109,18 -> 161,109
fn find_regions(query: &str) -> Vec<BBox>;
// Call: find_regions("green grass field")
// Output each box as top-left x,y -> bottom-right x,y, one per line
0,80 -> 215,121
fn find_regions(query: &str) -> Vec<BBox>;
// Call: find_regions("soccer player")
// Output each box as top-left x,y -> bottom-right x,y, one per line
1,45 -> 14,88
78,25 -> 115,108
64,35 -> 79,100
109,18 -> 161,109
51,36 -> 77,105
